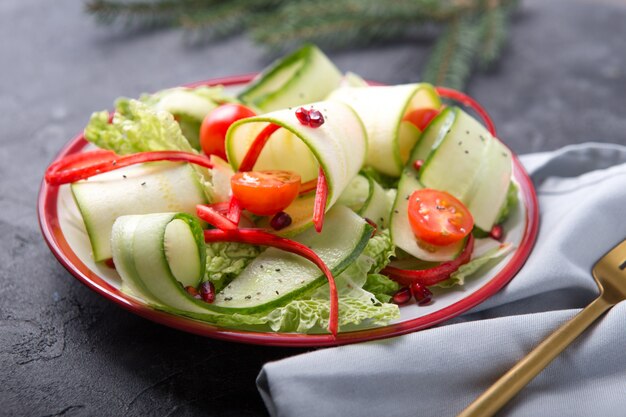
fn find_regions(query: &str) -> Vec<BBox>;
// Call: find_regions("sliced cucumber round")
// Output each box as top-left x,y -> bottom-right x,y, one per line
238,44 -> 343,112
71,162 -> 208,262
225,100 -> 367,235
112,212 -> 207,311
329,83 -> 441,177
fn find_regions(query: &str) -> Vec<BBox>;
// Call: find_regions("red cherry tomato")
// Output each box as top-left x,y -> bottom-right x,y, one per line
403,108 -> 440,131
408,189 -> 474,246
200,103 -> 256,159
230,170 -> 301,216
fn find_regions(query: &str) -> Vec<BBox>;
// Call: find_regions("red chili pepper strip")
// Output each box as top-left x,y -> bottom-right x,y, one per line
239,123 -> 281,172
45,150 -> 214,185
196,204 -> 238,231
227,196 -> 242,225
312,167 -> 328,233
382,235 -> 475,287
435,87 -> 496,137
298,178 -> 317,195
203,228 -> 339,336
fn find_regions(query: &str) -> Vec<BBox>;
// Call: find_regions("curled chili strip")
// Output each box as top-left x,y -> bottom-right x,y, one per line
227,196 -> 242,225
203,227 -> 339,337
237,122 -> 330,233
435,87 -> 497,137
238,123 -> 280,172
196,204 -> 238,231
45,150 -> 213,185
313,167 -> 328,233
382,235 -> 475,287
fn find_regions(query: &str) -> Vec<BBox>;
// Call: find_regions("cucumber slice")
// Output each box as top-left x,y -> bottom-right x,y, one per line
419,107 -> 492,202
142,87 -> 222,149
418,107 -> 512,231
390,108 -> 462,262
226,100 -> 367,234
213,205 -> 373,312
465,138 -> 513,230
329,83 -> 441,176
391,173 -> 465,262
71,162 -> 208,262
337,173 -> 392,228
111,212 -> 207,312
238,44 -> 343,112
113,205 -> 372,317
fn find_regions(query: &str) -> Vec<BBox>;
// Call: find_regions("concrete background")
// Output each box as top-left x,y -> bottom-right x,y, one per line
1,0 -> 625,415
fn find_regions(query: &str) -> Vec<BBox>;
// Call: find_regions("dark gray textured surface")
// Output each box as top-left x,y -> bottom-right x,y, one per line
1,0 -> 625,416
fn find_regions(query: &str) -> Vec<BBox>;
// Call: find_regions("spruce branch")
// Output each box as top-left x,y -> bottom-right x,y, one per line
86,0 -> 519,89
477,4 -> 507,69
422,17 -> 482,89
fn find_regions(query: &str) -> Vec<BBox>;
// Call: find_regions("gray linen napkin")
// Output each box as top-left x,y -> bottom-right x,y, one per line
257,142 -> 626,417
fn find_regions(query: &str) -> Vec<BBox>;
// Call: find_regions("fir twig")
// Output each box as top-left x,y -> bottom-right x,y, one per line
477,4 -> 507,69
422,17 -> 482,89
86,0 -> 519,90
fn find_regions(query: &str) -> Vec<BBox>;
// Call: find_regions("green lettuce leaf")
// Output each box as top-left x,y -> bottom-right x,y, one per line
363,273 -> 400,303
139,86 -> 236,149
164,297 -> 399,333
85,98 -> 196,154
435,241 -> 515,288
204,242 -> 262,292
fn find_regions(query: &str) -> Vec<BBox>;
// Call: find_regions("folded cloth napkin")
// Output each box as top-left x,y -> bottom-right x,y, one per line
257,142 -> 626,417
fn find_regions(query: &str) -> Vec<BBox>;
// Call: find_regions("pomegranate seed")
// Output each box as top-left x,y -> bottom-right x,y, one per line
270,211 -> 292,230
200,281 -> 215,303
413,159 -> 424,171
307,109 -> 325,128
392,287 -> 412,305
104,258 -> 116,269
295,107 -> 310,125
490,224 -> 503,241
410,282 -> 433,306
185,285 -> 201,299
294,107 -> 325,128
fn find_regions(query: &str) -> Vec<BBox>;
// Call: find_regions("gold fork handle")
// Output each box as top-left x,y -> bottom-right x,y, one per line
457,296 -> 613,417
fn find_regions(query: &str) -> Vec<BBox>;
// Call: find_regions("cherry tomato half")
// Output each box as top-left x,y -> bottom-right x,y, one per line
403,108 -> 440,131
408,189 -> 474,246
200,103 -> 256,159
231,170 -> 301,216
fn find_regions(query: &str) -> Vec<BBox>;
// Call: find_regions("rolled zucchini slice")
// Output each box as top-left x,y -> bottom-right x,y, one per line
238,44 -> 343,113
337,172 -> 392,228
112,212 -> 206,309
112,206 -> 373,319
329,83 -> 441,177
71,162 -> 208,262
225,100 -> 367,235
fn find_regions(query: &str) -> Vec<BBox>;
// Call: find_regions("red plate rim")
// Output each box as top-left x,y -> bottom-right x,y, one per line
37,74 -> 539,347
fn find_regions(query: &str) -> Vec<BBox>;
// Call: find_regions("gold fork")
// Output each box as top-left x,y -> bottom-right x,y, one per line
458,238 -> 626,417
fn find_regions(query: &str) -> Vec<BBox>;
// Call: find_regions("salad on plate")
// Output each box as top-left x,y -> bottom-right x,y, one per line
44,44 -> 519,337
